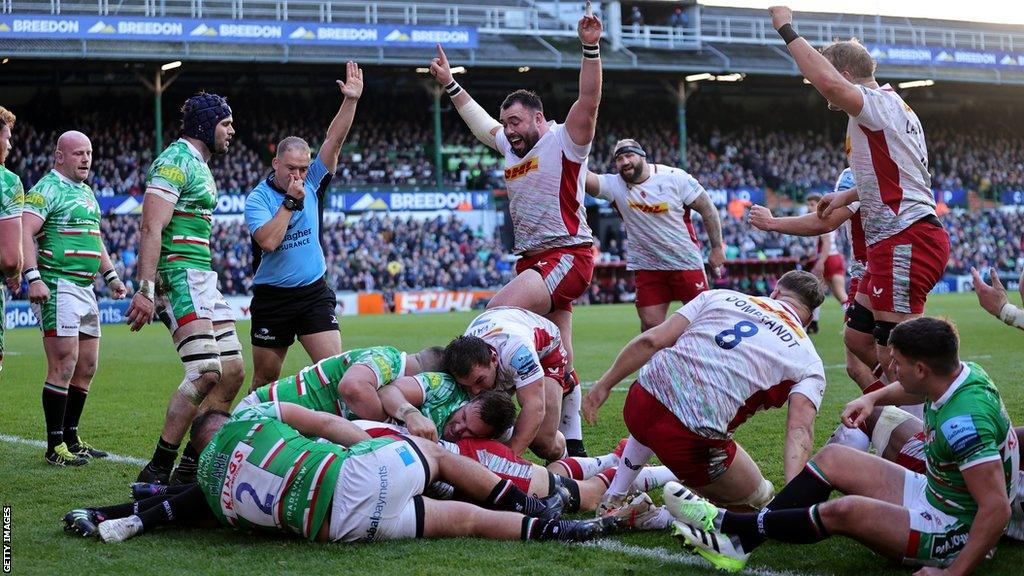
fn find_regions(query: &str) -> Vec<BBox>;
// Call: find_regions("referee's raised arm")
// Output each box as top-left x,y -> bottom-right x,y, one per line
320,61 -> 363,173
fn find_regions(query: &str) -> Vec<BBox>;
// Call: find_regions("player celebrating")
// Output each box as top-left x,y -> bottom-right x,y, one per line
0,106 -> 24,372
584,138 -> 725,332
971,266 -> 1024,332
127,93 -> 246,485
582,270 -> 826,511
771,6 -> 950,384
673,318 -> 1017,575
428,5 -> 603,456
444,306 -> 573,461
22,130 -> 128,466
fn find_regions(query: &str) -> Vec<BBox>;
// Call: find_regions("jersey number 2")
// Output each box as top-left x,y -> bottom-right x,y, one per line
715,321 -> 759,350
236,482 -> 275,515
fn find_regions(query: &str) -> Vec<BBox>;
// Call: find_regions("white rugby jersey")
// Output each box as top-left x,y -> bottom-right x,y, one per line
496,122 -> 594,254
596,164 -> 706,271
638,290 -> 826,439
1006,471 -> 1024,541
835,168 -> 867,280
816,230 -> 841,257
463,306 -> 562,392
846,84 -> 935,245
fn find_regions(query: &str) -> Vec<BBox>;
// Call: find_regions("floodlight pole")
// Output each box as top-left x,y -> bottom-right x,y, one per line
137,68 -> 181,156
432,84 -> 444,190
662,79 -> 695,170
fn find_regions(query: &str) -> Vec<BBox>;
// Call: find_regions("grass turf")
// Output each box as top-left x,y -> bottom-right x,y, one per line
1,293 -> 1021,575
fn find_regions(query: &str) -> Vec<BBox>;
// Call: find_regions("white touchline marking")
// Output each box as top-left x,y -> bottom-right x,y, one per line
581,539 -> 811,576
0,433 -> 148,466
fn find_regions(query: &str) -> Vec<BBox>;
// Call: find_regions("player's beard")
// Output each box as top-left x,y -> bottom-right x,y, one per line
213,135 -> 231,155
510,128 -> 540,156
620,159 -> 645,183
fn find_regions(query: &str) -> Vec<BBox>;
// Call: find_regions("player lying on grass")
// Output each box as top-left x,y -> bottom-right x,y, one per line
825,405 -> 1024,543
671,317 -> 1017,575
64,400 -> 639,543
582,270 -> 826,514
233,345 -> 444,421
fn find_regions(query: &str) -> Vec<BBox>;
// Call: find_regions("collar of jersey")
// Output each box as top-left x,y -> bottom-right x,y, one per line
49,169 -> 81,187
177,138 -> 204,162
264,171 -> 288,196
932,362 -> 970,409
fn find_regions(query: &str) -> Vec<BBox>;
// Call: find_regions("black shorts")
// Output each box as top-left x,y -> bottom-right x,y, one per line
250,277 -> 338,348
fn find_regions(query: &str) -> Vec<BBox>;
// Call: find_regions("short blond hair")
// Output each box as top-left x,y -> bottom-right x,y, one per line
820,39 -> 876,80
0,106 -> 15,131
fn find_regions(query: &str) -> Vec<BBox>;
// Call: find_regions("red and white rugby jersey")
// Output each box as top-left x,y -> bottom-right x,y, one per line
638,290 -> 826,439
845,84 -> 935,245
596,164 -> 706,271
463,306 -> 562,392
835,168 -> 867,280
816,230 -> 841,257
496,122 -> 593,254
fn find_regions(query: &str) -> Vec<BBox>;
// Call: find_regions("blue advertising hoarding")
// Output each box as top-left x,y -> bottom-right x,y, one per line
866,44 -> 1024,71
97,190 -> 494,214
0,14 -> 477,48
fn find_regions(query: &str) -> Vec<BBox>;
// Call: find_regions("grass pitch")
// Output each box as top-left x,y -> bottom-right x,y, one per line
1,293 -> 1022,575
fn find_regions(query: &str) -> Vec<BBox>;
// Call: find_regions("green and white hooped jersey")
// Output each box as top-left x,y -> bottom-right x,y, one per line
23,170 -> 102,286
415,372 -> 470,438
197,401 -> 401,540
0,165 -> 24,361
145,139 -> 217,271
923,362 -> 1019,526
253,346 -> 407,419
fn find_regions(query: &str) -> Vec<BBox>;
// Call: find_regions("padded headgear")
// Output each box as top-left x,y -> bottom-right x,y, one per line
182,93 -> 232,152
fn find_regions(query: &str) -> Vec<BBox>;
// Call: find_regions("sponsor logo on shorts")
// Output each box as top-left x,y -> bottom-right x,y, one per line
931,530 -> 970,558
363,464 -> 390,541
253,327 -> 275,341
503,157 -> 539,182
872,286 -> 884,297
695,282 -> 705,289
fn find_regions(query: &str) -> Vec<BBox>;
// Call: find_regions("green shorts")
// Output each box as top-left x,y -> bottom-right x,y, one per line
156,268 -> 233,332
31,277 -> 100,338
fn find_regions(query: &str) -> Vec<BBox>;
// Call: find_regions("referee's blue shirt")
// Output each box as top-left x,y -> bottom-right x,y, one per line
245,154 -> 330,287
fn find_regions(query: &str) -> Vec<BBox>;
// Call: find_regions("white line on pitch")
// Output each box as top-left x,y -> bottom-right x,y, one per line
581,539 -> 809,576
0,433 -> 148,466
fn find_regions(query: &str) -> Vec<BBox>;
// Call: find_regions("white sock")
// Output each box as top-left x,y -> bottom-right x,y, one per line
551,453 -> 619,480
826,423 -> 870,451
559,385 -> 583,441
632,466 -> 677,492
606,436 -> 653,497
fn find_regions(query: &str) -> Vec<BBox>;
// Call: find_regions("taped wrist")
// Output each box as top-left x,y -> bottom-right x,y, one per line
999,302 -> 1024,329
582,43 -> 600,59
777,23 -> 800,44
444,80 -> 462,97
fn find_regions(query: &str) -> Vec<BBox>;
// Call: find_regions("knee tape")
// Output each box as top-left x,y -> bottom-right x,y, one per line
721,478 -> 775,509
214,325 -> 243,359
846,300 -> 874,335
177,332 -> 221,384
873,320 -> 898,346
871,406 -> 915,453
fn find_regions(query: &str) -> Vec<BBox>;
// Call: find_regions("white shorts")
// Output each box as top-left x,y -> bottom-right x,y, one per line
156,268 -> 233,333
902,470 -> 960,534
33,278 -> 101,338
328,438 -> 429,543
232,392 -> 260,414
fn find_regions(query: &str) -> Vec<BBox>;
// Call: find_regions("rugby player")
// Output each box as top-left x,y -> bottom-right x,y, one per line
584,138 -> 725,332
444,306 -> 574,460
0,107 -> 23,372
69,402 -> 614,544
673,317 -> 1017,575
429,4 -> 604,456
802,191 -> 847,333
127,93 -> 246,485
22,130 -> 127,466
771,6 -> 950,386
234,345 -> 445,420
245,62 -> 363,389
582,270 -> 826,512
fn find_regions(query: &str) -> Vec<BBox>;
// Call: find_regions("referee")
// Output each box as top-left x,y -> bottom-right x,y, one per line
244,61 -> 363,388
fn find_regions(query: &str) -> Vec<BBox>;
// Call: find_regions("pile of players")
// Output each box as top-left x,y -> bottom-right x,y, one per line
1,4 -> 1022,574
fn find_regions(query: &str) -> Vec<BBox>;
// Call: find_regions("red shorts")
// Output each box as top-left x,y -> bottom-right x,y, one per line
847,276 -> 861,306
457,438 -> 535,493
516,244 -> 594,312
622,382 -> 736,487
865,220 -> 949,314
634,269 -> 708,308
823,254 -> 845,278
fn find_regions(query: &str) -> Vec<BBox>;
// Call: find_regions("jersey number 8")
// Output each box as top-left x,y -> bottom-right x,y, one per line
715,321 -> 759,350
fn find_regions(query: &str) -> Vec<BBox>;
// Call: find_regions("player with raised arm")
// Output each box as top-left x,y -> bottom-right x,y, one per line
802,191 -> 847,333
443,306 -> 572,461
971,266 -> 1024,332
771,5 -> 950,386
0,106 -> 24,372
234,345 -> 445,420
584,138 -> 726,332
127,94 -> 246,485
673,317 -> 1017,576
582,270 -> 826,516
428,4 -> 603,457
22,131 -> 127,466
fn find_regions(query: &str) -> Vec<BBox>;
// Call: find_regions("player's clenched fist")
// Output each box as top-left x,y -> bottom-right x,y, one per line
748,205 -> 776,231
768,6 -> 793,29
